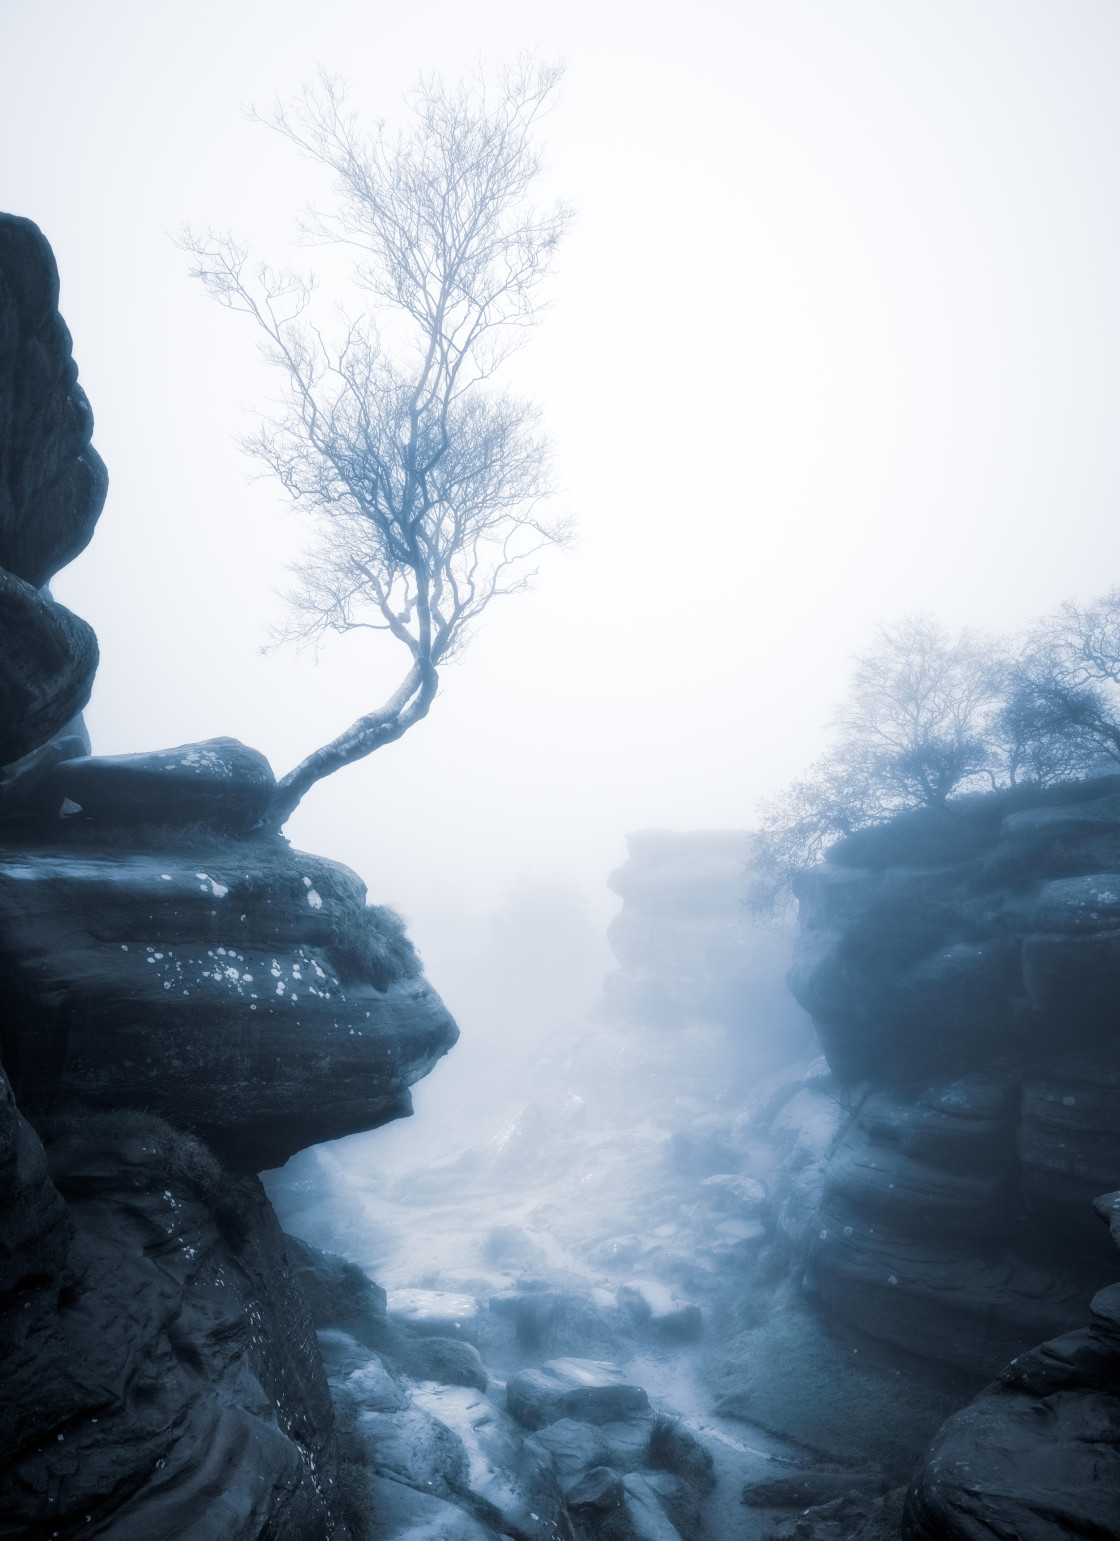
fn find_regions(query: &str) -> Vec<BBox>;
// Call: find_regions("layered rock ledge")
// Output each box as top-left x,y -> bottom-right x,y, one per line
787,778 -> 1120,1380
0,830 -> 457,1171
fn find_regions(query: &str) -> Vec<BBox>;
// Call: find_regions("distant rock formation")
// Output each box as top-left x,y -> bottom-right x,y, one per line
0,214 -> 458,1538
605,828 -> 812,1064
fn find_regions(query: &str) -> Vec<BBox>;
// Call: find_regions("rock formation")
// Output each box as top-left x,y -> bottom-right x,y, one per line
0,214 -> 458,1538
606,829 -> 811,1064
788,780 -> 1120,1378
903,1190 -> 1120,1540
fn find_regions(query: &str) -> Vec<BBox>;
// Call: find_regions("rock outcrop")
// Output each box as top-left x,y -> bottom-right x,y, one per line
0,835 -> 457,1170
788,779 -> 1120,1379
1,1092 -> 344,1538
903,1191 -> 1120,1540
0,214 -> 106,772
0,214 -> 460,1538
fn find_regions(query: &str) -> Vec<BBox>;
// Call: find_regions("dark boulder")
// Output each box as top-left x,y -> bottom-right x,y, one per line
0,568 -> 97,765
36,735 -> 277,832
566,1464 -> 625,1512
0,214 -> 107,587
506,1359 -> 650,1430
285,1232 -> 390,1350
0,839 -> 458,1169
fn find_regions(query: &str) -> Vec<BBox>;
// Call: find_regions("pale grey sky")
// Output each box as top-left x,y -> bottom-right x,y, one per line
4,0 -> 1120,933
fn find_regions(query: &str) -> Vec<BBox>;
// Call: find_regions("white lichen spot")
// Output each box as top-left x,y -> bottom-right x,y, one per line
307,889 -> 322,910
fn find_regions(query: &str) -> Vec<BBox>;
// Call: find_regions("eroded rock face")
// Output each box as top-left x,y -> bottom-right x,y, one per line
0,215 -> 107,588
903,1195 -> 1120,1541
0,1091 -> 345,1540
790,777 -> 1120,1085
0,214 -> 106,773
790,779 -> 1120,1374
0,214 -> 462,1541
0,837 -> 458,1169
0,569 -> 97,765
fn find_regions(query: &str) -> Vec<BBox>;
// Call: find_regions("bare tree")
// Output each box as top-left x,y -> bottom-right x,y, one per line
1002,588 -> 1120,780
754,617 -> 1009,903
180,61 -> 571,829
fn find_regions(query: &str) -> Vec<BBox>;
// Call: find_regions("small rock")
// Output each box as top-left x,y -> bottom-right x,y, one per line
566,1465 -> 625,1512
506,1359 -> 649,1430
529,1418 -> 610,1482
622,1472 -> 685,1541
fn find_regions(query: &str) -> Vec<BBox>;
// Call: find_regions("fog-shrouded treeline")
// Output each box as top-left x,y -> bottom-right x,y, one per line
756,591 -> 1120,898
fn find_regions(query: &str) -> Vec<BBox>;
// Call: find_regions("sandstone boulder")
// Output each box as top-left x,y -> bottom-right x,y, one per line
37,737 -> 277,832
566,1464 -> 625,1512
506,1358 -> 649,1430
0,839 -> 458,1169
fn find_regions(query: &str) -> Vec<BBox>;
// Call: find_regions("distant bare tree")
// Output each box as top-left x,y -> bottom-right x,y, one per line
180,60 -> 571,829
1002,589 -> 1120,781
755,617 -> 1009,902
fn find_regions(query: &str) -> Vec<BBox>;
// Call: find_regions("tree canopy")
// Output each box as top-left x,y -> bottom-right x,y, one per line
181,61 -> 571,829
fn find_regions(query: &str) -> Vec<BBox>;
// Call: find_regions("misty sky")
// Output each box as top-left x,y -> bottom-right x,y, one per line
5,0 -> 1120,941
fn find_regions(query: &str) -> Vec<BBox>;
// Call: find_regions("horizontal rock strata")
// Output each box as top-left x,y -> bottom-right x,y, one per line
0,838 -> 458,1169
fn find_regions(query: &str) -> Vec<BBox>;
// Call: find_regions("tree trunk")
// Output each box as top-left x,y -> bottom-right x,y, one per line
260,661 -> 438,832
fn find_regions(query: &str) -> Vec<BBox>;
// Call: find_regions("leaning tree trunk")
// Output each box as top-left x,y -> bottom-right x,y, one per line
261,660 -> 438,832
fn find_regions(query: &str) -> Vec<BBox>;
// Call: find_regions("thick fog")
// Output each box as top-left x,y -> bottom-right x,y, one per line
7,1 -> 1120,942
7,7 -> 1120,1535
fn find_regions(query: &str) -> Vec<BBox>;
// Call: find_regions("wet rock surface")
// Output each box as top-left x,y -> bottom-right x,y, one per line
904,1195 -> 1120,1540
0,1096 -> 344,1539
38,736 -> 277,832
788,780 -> 1120,1383
507,1358 -> 651,1430
0,836 -> 458,1170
